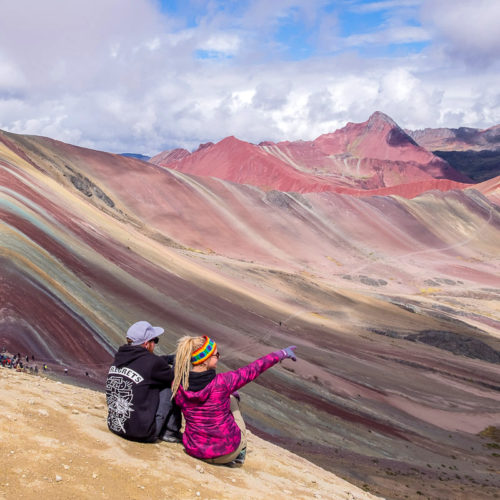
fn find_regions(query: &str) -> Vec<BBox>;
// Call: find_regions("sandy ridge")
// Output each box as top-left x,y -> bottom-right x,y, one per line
0,369 -> 381,500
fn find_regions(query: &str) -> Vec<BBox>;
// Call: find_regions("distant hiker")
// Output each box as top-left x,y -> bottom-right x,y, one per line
85,371 -> 89,377
64,368 -> 68,375
172,336 -> 297,466
105,321 -> 181,443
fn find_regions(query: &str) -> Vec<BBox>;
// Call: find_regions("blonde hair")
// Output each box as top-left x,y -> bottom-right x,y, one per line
171,336 -> 206,397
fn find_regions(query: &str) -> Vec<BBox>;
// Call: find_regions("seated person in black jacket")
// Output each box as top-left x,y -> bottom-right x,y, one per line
106,321 -> 181,443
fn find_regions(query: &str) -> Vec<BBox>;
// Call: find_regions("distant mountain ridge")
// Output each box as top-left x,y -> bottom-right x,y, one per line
1,125 -> 500,499
405,125 -> 500,182
406,124 -> 500,152
120,152 -> 150,161
150,112 -> 472,197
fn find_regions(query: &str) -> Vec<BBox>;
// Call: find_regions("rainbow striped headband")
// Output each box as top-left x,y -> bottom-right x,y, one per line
191,336 -> 217,365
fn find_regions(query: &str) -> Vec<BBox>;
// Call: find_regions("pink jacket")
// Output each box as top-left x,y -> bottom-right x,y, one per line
174,351 -> 283,459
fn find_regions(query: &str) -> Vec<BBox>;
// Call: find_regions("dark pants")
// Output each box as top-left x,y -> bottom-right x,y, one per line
154,388 -> 182,440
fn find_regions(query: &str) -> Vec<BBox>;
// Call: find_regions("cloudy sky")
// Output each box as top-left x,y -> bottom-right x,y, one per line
0,0 -> 499,155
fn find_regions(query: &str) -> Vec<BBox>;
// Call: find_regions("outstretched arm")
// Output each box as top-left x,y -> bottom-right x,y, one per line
221,346 -> 297,394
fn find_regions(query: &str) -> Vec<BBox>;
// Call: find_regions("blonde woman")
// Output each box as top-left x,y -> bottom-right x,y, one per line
172,335 -> 297,466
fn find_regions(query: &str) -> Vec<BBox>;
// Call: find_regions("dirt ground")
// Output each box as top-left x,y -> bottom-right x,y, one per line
0,368 -> 381,500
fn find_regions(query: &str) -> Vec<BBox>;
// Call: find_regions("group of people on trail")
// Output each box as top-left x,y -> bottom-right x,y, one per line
0,348 -> 88,377
105,320 -> 297,467
0,351 -> 41,374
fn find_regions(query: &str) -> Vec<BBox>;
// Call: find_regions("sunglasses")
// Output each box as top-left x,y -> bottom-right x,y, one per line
214,352 -> 220,359
151,337 -> 159,344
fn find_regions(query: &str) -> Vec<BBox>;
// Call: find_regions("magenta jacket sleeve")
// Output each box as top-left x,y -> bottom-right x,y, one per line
218,351 -> 283,395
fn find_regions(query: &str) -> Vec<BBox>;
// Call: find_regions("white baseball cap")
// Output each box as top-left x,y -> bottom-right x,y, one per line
126,321 -> 164,346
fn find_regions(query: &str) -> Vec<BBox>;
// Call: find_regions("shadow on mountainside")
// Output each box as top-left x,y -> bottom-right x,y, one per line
433,150 -> 500,182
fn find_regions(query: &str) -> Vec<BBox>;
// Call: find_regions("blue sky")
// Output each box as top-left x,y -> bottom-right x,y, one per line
0,0 -> 499,154
158,0 -> 429,60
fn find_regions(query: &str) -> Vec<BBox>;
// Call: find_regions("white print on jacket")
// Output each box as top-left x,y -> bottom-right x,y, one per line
106,366 -> 144,433
107,376 -> 135,433
108,365 -> 144,383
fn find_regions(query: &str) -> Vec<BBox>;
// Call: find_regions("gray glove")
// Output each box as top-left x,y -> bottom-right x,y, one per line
280,345 -> 297,361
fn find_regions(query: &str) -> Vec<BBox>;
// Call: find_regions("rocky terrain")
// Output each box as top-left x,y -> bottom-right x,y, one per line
151,112 -> 472,196
1,112 -> 499,499
406,125 -> 500,182
0,368 -> 379,500
406,125 -> 500,152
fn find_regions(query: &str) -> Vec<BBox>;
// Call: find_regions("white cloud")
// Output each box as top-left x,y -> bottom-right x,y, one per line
239,0 -> 325,30
421,0 -> 500,66
343,25 -> 430,47
0,0 -> 498,155
351,0 -> 422,14
0,55 -> 26,95
198,32 -> 241,56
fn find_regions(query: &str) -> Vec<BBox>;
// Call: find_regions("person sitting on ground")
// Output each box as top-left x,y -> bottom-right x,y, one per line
106,320 -> 182,443
172,335 -> 297,466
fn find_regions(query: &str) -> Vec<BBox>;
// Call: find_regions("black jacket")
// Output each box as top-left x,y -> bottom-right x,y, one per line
106,345 -> 174,442
187,369 -> 216,391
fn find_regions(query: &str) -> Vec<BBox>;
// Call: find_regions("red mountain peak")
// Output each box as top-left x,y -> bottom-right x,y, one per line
150,147 -> 190,166
194,141 -> 214,153
367,110 -> 399,128
150,112 -> 471,194
312,111 -> 417,157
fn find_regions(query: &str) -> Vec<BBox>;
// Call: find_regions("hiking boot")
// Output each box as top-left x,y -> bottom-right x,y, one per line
224,460 -> 243,468
160,431 -> 182,443
234,447 -> 246,464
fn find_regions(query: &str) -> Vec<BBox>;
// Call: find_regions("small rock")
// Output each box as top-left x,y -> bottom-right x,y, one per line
63,464 -> 70,470
72,409 -> 80,415
55,475 -> 62,482
38,409 -> 49,416
28,399 -> 35,405
94,404 -> 104,409
195,464 -> 205,473
196,493 -> 201,497
92,473 -> 98,479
